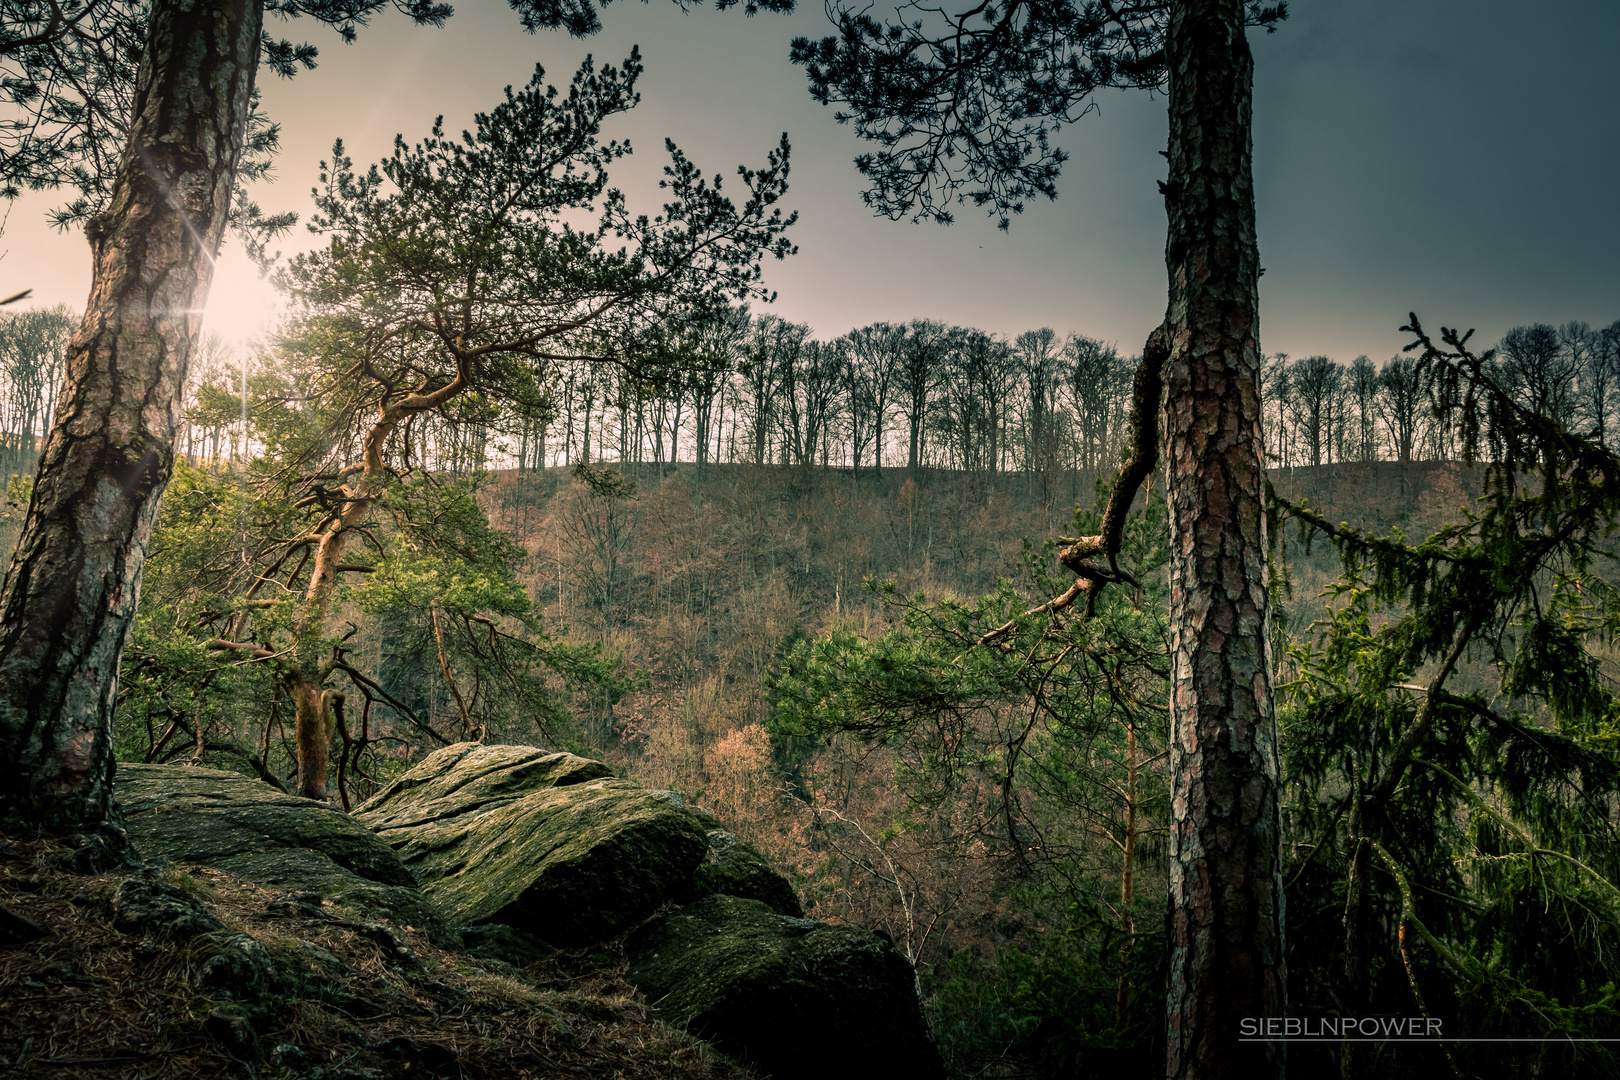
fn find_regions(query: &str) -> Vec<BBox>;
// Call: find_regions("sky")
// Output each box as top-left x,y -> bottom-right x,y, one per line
2,0 -> 1616,364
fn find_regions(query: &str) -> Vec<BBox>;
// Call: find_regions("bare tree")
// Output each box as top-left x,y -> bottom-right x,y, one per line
0,304 -> 75,475
1377,355 -> 1424,465
181,335 -> 249,472
1345,354 -> 1379,462
842,321 -> 904,473
740,315 -> 803,466
1015,327 -> 1064,486
1499,323 -> 1578,431
1597,319 -> 1620,449
894,319 -> 949,472
1261,352 -> 1293,469
1563,320 -> 1611,447
1066,334 -> 1126,473
1289,354 -> 1342,467
938,328 -> 1014,474
780,336 -> 841,468
554,466 -> 638,650
686,306 -> 748,469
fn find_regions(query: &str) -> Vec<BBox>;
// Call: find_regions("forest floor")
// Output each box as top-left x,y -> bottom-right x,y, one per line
0,830 -> 749,1080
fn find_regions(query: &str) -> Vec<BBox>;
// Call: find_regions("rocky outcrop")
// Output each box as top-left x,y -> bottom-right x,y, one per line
111,877 -> 226,938
627,894 -> 944,1080
116,763 -> 455,944
109,874 -> 282,1009
354,743 -> 711,946
690,830 -> 803,917
113,747 -> 939,1076
355,743 -> 616,818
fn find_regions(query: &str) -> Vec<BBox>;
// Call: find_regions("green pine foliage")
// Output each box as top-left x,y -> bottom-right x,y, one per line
114,51 -> 793,800
770,484 -> 1171,1077
772,316 -> 1620,1077
1274,316 -> 1620,1077
116,460 -> 632,794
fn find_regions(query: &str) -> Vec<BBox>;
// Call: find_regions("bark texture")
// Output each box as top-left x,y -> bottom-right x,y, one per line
1160,2 -> 1286,1077
0,0 -> 260,837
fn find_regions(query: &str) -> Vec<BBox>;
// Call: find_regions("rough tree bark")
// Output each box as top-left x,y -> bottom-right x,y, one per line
1160,2 -> 1287,1077
796,0 -> 1290,1071
0,0 -> 260,848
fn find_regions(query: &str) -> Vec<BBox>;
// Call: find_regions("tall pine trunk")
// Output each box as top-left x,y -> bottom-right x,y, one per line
1161,2 -> 1286,1077
0,0 -> 260,845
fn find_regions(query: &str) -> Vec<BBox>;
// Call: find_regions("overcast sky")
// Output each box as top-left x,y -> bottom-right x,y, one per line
3,0 -> 1616,363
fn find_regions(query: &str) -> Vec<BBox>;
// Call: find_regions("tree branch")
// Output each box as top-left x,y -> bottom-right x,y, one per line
977,324 -> 1168,646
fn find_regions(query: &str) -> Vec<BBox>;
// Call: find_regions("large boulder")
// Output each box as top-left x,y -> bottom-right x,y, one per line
355,743 -> 615,822
116,763 -> 455,944
626,894 -> 944,1080
354,743 -> 710,946
691,830 -> 803,917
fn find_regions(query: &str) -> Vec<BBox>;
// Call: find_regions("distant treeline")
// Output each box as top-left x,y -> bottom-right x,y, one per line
1265,319 -> 1620,468
0,305 -> 72,477
7,307 -> 1618,487
177,311 -> 1609,482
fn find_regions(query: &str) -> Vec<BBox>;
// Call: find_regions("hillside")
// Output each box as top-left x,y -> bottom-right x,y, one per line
477,458 -> 1486,749
47,453 -> 1605,1080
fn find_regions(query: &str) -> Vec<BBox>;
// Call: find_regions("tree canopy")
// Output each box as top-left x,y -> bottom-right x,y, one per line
789,0 -> 1285,228
193,52 -> 794,798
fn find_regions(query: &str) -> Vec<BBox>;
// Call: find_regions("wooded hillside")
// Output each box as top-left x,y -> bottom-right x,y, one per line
67,437 -> 1604,1077
5,273 -> 1620,1078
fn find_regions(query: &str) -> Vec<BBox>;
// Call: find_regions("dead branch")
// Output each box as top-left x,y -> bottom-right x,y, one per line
977,325 -> 1169,647
331,659 -> 451,746
207,638 -> 282,663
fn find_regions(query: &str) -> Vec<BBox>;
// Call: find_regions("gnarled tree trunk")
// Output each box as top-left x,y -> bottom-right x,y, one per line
278,348 -> 470,800
0,0 -> 260,848
1161,1 -> 1286,1077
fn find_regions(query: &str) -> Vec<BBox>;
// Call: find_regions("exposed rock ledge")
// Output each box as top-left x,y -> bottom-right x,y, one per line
115,746 -> 942,1077
628,893 -> 945,1080
355,743 -> 713,946
117,762 -> 456,945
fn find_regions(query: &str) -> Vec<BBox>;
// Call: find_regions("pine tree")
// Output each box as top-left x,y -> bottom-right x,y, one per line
791,4 -> 1289,1073
1276,316 -> 1620,1080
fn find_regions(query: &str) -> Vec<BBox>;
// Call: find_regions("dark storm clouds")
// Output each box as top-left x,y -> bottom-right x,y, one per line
5,0 -> 1615,363
1252,0 -> 1620,362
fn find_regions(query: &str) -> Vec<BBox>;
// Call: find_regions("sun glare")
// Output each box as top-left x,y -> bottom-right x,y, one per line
202,248 -> 284,347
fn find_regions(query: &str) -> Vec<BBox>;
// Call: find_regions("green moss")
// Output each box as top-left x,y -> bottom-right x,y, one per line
117,763 -> 457,944
356,744 -> 708,946
400,780 -> 708,945
689,830 -> 803,917
354,743 -> 614,830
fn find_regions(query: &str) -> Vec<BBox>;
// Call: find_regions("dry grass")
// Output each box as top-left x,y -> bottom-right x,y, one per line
0,830 -> 751,1080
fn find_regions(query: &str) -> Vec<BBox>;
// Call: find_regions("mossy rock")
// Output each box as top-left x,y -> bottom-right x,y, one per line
626,894 -> 943,1080
354,743 -> 615,830
354,743 -> 709,946
691,830 -> 803,917
457,922 -> 558,974
116,763 -> 455,945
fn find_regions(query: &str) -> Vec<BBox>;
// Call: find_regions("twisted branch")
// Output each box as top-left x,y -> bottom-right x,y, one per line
978,324 -> 1168,646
